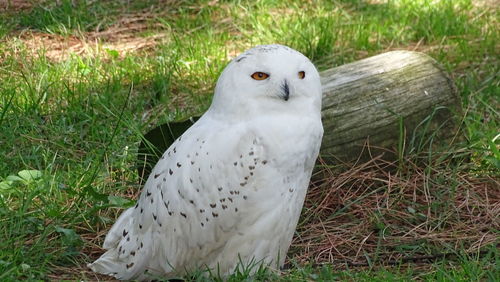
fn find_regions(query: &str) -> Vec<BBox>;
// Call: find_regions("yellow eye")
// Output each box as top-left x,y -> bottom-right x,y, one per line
251,72 -> 269,80
298,71 -> 305,79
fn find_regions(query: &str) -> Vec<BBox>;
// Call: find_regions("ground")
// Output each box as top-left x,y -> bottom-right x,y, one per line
0,0 -> 498,280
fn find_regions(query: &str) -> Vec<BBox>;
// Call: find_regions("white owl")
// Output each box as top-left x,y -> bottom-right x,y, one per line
88,44 -> 323,280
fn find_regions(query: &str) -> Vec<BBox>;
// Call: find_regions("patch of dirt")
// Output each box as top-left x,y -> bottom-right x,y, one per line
0,0 -> 33,12
5,10 -> 169,61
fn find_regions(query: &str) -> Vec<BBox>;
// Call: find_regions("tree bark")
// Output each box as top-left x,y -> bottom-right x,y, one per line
319,50 -> 461,163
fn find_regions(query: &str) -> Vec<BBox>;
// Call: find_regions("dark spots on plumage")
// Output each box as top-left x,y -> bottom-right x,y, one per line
230,191 -> 234,195
249,165 -> 255,170
210,203 -> 216,208
240,182 -> 247,187
222,205 -> 227,210
139,224 -> 142,229
127,236 -> 130,242
163,177 -> 166,182
235,208 -> 238,212
168,152 -> 171,157
189,200 -> 195,205
168,211 -> 173,216
236,56 -> 246,62
140,208 -> 143,213
178,190 -> 184,199
154,173 -> 160,178
212,212 -> 218,217
206,217 -> 209,222
218,186 -> 223,191
201,222 -> 204,227
180,212 -> 187,218
210,164 -> 213,169
262,160 -> 268,165
206,152 -> 209,155
135,203 -> 138,209
159,222 -> 162,227
150,198 -> 154,204
126,262 -> 134,269
196,138 -> 200,142
163,201 -> 168,209
198,168 -> 201,172
200,209 -> 205,213
233,162 -> 237,166
243,195 -> 248,200
196,188 -> 200,192
177,162 -> 182,167
240,163 -> 244,168
146,191 -> 151,197
153,214 -> 157,220
249,151 -> 254,156
169,169 -> 173,175
220,198 -> 225,203
119,246 -> 122,253
123,229 -> 128,237
228,197 -> 233,202
160,190 -> 164,198
244,176 -> 249,180
289,188 -> 294,192
195,152 -> 199,156
131,251 -> 136,256
187,154 -> 190,158
191,161 -> 195,165
240,154 -> 243,158
190,178 -> 193,183
141,242 -> 143,248
173,147 -> 176,153
250,172 -> 254,176
235,191 -> 240,195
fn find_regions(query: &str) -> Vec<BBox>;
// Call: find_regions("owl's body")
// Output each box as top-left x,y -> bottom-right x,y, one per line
89,45 -> 323,280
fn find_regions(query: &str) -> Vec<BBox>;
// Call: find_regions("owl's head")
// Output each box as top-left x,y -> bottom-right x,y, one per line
209,45 -> 322,118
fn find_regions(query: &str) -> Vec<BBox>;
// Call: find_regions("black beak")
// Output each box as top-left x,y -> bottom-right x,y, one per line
281,80 -> 290,101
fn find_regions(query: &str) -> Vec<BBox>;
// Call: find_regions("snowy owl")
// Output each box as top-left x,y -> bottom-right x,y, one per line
88,44 -> 323,280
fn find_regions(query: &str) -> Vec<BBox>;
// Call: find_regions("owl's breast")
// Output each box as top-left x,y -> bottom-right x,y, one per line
254,113 -> 323,166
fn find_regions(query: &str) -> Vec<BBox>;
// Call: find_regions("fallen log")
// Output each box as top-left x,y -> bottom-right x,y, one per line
320,50 -> 460,162
138,51 -> 461,180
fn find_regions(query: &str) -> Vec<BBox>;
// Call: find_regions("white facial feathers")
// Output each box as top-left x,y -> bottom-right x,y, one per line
209,44 -> 322,118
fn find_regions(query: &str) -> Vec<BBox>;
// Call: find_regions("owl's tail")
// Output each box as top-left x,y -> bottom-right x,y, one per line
88,208 -> 153,280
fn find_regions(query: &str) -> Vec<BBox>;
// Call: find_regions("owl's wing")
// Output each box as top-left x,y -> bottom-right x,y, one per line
89,117 -> 272,280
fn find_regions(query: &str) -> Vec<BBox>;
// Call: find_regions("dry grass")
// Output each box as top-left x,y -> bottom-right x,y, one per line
290,151 -> 499,268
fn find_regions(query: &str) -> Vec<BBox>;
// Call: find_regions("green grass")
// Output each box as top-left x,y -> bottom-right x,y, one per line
0,0 -> 498,280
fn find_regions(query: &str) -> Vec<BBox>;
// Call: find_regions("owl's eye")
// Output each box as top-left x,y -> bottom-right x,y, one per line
298,71 -> 305,79
251,72 -> 270,80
